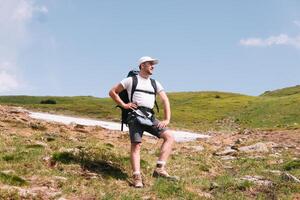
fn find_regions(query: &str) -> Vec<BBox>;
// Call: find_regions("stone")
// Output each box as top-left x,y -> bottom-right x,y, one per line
220,156 -> 236,161
214,146 -> 237,156
238,142 -> 269,153
265,170 -> 282,175
190,145 -> 205,152
240,175 -> 272,186
235,138 -> 243,144
282,172 -> 300,183
209,182 -> 219,190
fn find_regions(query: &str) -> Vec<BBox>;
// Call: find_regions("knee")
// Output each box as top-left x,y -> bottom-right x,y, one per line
162,130 -> 175,143
131,142 -> 142,153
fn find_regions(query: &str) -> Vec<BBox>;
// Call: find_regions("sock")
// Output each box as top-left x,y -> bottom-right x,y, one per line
133,171 -> 141,175
156,160 -> 166,168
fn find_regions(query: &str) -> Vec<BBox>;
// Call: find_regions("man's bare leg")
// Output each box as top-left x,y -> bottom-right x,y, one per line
158,130 -> 174,162
153,130 -> 177,179
131,142 -> 143,187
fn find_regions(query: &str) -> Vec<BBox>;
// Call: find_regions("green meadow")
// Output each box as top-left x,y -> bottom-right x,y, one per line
0,86 -> 299,199
1,85 -> 300,131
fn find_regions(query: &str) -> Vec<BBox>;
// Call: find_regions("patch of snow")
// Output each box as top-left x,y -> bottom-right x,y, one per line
29,112 -> 210,142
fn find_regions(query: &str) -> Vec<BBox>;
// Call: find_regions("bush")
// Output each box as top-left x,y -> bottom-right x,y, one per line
283,160 -> 300,171
40,99 -> 56,104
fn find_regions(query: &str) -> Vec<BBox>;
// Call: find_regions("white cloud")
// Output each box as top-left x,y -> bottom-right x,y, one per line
0,61 -> 20,93
0,61 -> 19,93
12,0 -> 48,22
0,0 -> 48,93
0,71 -> 19,93
240,34 -> 300,49
34,5 -> 48,15
294,20 -> 300,27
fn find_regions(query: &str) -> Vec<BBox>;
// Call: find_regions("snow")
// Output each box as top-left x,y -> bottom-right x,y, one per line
29,111 -> 210,142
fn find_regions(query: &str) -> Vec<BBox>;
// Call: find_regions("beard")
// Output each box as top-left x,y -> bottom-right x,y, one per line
147,68 -> 153,75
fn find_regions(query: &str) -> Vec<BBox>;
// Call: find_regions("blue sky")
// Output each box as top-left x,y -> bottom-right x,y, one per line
1,0 -> 300,97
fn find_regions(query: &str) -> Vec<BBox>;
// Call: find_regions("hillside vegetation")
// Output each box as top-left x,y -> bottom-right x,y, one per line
1,85 -> 300,131
0,105 -> 299,199
261,85 -> 300,97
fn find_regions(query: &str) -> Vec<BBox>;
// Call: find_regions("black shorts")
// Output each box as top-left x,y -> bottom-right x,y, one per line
128,118 -> 167,143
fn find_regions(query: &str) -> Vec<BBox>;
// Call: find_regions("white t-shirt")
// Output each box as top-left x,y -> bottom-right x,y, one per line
120,75 -> 164,109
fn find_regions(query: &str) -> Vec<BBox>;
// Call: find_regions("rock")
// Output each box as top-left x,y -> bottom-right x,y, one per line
9,107 -> 28,114
198,191 -> 214,199
209,182 -> 219,190
238,142 -> 269,153
240,175 -> 272,186
282,172 -> 300,183
285,144 -> 297,149
29,122 -> 47,130
141,195 -> 153,200
265,170 -> 282,175
190,145 -> 205,152
266,170 -> 300,183
235,138 -> 243,144
220,156 -> 236,161
1,169 -> 15,173
34,141 -> 48,147
239,129 -> 253,135
42,156 -> 56,167
214,146 -> 237,156
223,165 -> 234,169
0,122 -> 5,127
53,176 -> 68,182
59,147 -> 80,155
0,185 -> 61,198
247,155 -> 265,159
270,153 -> 281,158
73,124 -> 89,133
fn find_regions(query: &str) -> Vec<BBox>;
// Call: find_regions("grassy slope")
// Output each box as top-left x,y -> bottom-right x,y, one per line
0,111 -> 299,199
1,86 -> 300,131
261,85 -> 300,97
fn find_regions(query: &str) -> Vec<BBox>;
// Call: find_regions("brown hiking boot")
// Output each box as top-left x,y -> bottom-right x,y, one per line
152,165 -> 180,181
132,174 -> 143,188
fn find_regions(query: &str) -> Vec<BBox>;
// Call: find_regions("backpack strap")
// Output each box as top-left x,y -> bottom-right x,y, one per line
130,75 -> 138,102
130,75 -> 159,113
150,78 -> 160,113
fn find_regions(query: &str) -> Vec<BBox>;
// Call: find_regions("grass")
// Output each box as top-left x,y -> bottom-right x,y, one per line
152,178 -> 197,199
261,85 -> 300,97
283,160 -> 300,171
0,172 -> 27,186
0,120 -> 299,199
1,86 -> 300,131
0,86 -> 300,198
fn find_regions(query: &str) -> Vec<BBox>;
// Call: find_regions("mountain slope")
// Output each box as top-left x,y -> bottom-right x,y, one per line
1,86 -> 300,131
261,85 -> 300,97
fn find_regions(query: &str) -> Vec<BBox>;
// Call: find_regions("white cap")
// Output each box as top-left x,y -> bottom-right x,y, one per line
138,56 -> 159,66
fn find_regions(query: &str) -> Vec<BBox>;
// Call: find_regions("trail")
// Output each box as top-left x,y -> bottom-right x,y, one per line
29,111 -> 210,142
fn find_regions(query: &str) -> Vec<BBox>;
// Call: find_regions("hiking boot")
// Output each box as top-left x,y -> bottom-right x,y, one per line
132,174 -> 143,188
152,165 -> 180,181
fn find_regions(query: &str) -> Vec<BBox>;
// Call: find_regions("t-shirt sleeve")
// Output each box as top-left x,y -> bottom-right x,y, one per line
155,80 -> 164,93
120,77 -> 132,90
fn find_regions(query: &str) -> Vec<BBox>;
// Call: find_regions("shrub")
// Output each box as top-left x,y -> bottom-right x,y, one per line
0,172 -> 27,186
40,99 -> 56,104
283,160 -> 300,171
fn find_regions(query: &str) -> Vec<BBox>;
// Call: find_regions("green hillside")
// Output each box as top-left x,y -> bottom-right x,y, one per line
261,85 -> 300,97
1,86 -> 300,131
0,95 -> 118,121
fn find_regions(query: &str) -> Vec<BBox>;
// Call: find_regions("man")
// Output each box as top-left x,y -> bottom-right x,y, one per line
109,56 -> 175,188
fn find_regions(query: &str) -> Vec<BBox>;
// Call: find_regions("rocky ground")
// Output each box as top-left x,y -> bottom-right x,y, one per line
0,105 -> 299,199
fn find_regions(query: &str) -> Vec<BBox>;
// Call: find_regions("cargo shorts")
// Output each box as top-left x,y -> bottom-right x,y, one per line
128,117 -> 167,143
